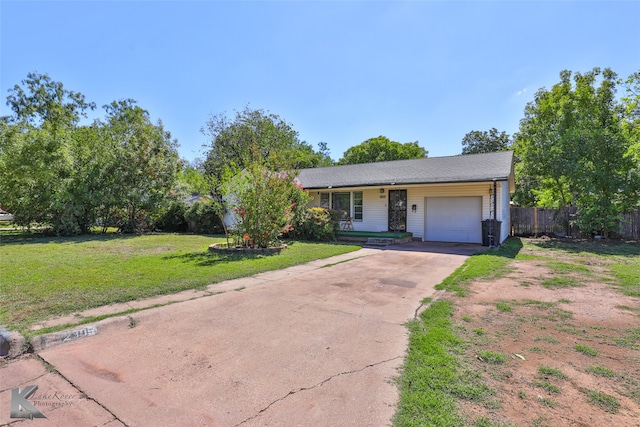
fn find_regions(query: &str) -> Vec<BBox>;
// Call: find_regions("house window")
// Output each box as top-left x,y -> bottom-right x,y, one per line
321,191 -> 363,221
353,191 -> 363,221
320,192 -> 330,209
333,192 -> 351,220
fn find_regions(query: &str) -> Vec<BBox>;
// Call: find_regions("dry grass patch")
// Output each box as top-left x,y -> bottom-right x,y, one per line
410,238 -> 640,426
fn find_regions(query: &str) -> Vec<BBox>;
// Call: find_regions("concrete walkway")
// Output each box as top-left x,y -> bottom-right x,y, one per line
0,242 -> 479,426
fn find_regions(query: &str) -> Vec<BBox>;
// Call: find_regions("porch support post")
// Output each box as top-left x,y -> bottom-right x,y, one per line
493,180 -> 497,223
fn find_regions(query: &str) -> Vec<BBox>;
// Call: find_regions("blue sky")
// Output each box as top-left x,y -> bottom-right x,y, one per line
2,1 -> 639,163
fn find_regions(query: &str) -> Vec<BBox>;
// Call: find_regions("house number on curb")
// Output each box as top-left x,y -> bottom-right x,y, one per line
38,325 -> 98,349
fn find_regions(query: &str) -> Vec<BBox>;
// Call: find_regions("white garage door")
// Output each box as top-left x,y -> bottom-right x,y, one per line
425,197 -> 482,243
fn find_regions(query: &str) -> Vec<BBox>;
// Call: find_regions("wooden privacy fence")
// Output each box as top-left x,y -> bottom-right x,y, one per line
510,207 -> 640,240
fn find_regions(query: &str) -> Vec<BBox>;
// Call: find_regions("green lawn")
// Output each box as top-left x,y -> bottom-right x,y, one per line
393,300 -> 495,427
0,231 -> 361,334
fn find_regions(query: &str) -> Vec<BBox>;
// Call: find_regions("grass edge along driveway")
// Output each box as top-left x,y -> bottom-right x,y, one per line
0,232 -> 361,336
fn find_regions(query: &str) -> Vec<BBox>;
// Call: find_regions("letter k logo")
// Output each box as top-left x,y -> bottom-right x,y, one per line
10,385 -> 47,419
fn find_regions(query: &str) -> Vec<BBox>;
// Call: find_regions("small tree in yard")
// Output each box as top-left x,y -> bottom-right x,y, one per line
223,162 -> 310,248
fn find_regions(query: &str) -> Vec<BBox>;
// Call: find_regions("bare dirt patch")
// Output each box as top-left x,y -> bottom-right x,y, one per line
449,241 -> 640,427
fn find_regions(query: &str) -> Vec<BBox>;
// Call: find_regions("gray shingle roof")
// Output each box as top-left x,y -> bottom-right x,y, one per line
297,151 -> 514,189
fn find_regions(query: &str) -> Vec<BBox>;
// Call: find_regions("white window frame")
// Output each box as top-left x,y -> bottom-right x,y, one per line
353,191 -> 363,222
321,191 -> 363,222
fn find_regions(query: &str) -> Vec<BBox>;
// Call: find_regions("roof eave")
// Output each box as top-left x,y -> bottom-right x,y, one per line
302,177 -> 512,190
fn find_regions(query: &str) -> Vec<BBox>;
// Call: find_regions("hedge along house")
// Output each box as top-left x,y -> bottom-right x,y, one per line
296,151 -> 515,245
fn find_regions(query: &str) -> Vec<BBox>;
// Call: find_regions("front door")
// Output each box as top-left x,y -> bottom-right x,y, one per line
388,190 -> 407,232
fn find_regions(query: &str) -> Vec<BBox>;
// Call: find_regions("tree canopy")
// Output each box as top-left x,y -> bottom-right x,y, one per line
337,136 -> 427,165
461,128 -> 512,154
621,71 -> 640,166
201,106 -> 332,181
0,73 -> 181,234
99,99 -> 181,232
514,67 -> 639,236
5,72 -> 95,127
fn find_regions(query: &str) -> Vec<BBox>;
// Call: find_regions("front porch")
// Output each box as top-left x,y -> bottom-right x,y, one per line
336,230 -> 414,246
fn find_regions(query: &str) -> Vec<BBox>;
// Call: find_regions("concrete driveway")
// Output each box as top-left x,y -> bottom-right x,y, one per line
0,243 -> 479,426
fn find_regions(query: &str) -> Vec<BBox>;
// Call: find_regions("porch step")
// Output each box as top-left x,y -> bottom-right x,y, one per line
366,237 -> 395,246
365,236 -> 413,246
337,231 -> 413,243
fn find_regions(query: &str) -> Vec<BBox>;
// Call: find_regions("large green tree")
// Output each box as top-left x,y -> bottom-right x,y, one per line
0,73 -> 96,233
5,72 -> 95,127
461,128 -> 512,154
202,106 -> 330,180
99,99 -> 181,232
201,106 -> 334,245
0,73 -> 181,234
337,136 -> 427,165
514,68 -> 638,236
177,160 -> 209,195
288,141 -> 334,168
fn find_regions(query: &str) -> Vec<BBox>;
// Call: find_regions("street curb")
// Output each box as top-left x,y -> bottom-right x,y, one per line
0,328 -> 26,358
30,315 -> 134,353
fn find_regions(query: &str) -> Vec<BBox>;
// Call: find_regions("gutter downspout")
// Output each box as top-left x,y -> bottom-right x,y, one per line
493,179 -> 498,246
493,180 -> 497,223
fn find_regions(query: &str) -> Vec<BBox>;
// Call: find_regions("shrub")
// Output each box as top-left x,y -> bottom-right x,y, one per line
116,208 -> 154,233
223,164 -> 310,247
293,207 -> 341,241
153,201 -> 188,232
184,199 -> 224,234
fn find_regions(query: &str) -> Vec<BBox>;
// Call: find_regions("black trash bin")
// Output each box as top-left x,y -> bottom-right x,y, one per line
482,219 -> 501,246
